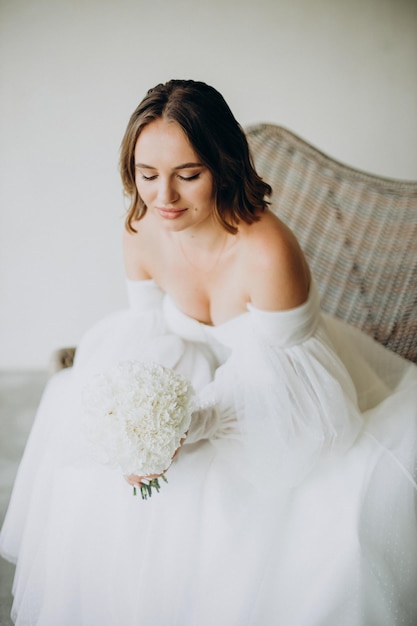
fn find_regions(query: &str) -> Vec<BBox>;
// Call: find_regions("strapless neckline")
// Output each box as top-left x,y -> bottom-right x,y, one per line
126,277 -> 316,328
162,294 -> 250,353
164,287 -> 316,329
164,295 -> 250,330
126,277 -> 320,349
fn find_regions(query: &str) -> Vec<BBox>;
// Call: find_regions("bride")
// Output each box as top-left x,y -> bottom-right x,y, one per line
1,79 -> 417,625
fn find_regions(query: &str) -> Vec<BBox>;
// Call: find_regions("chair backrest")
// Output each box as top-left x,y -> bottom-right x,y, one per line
246,123 -> 417,363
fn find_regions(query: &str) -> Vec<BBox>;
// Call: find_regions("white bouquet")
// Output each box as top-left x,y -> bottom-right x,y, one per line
83,361 -> 194,499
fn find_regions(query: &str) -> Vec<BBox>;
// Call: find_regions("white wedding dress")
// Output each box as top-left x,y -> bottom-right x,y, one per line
1,278 -> 417,626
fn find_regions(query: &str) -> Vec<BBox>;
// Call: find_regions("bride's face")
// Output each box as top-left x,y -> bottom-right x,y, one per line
134,118 -> 216,231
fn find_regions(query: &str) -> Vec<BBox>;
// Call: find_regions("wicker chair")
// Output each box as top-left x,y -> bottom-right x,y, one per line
50,124 -> 417,373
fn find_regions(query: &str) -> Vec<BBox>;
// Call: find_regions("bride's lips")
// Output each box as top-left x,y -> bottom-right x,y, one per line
157,207 -> 188,220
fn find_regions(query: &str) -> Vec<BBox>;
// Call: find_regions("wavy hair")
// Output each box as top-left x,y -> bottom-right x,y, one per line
120,80 -> 272,234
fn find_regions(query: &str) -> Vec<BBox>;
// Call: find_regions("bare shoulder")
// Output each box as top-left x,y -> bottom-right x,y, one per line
241,210 -> 311,311
123,219 -> 153,280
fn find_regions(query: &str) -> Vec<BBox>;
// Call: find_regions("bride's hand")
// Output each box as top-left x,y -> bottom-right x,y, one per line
124,471 -> 164,488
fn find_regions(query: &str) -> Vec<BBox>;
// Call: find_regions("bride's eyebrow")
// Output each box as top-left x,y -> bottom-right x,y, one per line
135,162 -> 203,170
135,163 -> 155,169
174,162 -> 203,170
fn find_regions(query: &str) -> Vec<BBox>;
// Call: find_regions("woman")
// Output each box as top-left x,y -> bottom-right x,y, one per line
1,79 -> 416,625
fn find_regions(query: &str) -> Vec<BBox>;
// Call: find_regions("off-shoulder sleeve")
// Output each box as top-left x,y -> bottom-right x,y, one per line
125,278 -> 164,312
73,279 -> 186,381
209,284 -> 364,488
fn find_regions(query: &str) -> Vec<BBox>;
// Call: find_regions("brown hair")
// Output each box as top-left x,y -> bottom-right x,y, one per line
120,80 -> 272,234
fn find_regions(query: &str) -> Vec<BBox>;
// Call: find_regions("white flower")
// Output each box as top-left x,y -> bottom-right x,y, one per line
82,361 -> 194,478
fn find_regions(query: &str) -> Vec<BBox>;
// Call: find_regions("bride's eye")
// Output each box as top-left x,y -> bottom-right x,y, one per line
141,174 -> 157,181
178,173 -> 201,182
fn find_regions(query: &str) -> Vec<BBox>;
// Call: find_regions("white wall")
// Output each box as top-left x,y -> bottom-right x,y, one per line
1,0 -> 416,369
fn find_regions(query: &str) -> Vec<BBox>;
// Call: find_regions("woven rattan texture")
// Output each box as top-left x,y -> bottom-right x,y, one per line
246,124 -> 417,362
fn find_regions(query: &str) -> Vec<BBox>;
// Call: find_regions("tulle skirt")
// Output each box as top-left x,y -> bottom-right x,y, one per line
1,307 -> 417,626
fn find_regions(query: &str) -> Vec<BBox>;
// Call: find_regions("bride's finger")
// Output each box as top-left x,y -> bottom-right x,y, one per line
124,473 -> 162,487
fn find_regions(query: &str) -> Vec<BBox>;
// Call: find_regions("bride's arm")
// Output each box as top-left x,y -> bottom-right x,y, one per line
123,222 -> 154,281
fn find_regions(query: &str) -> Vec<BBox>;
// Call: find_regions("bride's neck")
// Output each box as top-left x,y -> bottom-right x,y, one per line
171,221 -> 236,274
173,219 -> 231,252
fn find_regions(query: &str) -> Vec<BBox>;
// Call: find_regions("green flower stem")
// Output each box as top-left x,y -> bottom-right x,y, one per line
133,475 -> 168,499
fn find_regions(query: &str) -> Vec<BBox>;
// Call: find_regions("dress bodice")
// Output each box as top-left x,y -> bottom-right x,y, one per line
163,295 -> 249,349
126,277 -> 322,351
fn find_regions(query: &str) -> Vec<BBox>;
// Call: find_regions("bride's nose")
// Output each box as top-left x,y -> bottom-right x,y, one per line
157,179 -> 179,205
